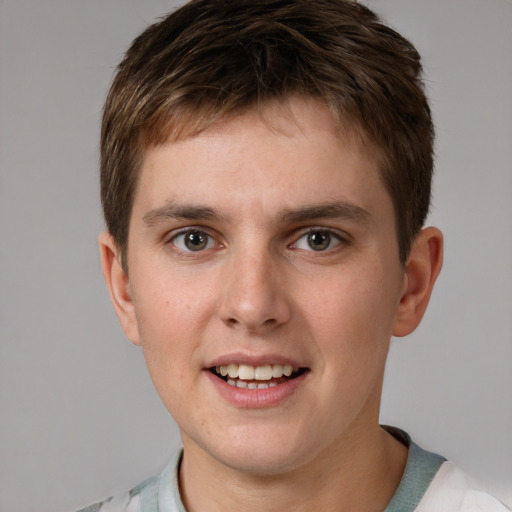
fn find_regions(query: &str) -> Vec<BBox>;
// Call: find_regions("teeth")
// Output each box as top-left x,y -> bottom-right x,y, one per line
218,363 -> 299,381
238,364 -> 255,380
227,363 -> 238,378
272,364 -> 283,378
254,364 -> 273,380
226,380 -> 271,389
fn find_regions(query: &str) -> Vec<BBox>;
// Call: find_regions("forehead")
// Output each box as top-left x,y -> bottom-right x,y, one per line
134,98 -> 389,222
142,95 -> 379,167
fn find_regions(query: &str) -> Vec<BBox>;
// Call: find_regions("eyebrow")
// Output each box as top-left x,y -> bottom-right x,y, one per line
278,201 -> 371,225
142,200 -> 371,226
142,202 -> 224,225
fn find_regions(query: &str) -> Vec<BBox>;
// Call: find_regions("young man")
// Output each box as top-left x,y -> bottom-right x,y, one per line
84,0 -> 509,510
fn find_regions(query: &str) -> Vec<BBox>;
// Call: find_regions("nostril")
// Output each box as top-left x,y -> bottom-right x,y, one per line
224,315 -> 278,331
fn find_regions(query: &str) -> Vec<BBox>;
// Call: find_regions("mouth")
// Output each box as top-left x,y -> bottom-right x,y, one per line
209,363 -> 308,389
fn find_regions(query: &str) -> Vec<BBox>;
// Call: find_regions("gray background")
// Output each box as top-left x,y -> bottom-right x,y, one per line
1,1 -> 511,511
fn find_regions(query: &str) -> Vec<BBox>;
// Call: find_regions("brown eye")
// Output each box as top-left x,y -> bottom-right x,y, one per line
172,230 -> 213,252
292,229 -> 343,252
307,230 -> 332,251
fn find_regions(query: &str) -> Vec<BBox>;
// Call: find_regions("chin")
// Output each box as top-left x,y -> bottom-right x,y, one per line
222,450 -> 305,477
200,426 -> 316,477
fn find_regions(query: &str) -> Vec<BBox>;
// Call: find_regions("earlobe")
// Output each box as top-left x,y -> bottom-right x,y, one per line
98,232 -> 141,345
393,227 -> 443,337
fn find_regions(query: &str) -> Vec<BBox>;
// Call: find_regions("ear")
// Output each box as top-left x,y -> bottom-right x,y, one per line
393,227 -> 443,337
98,232 -> 141,345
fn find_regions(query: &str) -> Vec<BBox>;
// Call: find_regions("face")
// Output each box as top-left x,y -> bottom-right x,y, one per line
109,98 -> 411,475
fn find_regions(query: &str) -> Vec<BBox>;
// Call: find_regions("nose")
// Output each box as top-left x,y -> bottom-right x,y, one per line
217,247 -> 292,333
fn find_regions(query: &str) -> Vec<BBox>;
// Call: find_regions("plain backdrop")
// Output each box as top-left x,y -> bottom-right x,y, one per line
1,1 -> 511,511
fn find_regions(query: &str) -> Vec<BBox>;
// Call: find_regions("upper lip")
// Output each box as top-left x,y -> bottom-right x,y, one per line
206,352 -> 308,369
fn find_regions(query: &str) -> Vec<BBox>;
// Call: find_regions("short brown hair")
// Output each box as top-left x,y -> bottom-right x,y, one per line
101,0 -> 434,268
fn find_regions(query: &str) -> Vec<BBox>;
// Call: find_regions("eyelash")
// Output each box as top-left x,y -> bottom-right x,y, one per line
165,227 -> 350,255
290,228 -> 349,253
167,228 -> 219,253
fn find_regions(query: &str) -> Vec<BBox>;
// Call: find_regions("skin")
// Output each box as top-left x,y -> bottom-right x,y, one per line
100,98 -> 443,512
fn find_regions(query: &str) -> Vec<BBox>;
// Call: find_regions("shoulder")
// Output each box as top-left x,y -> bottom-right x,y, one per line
417,461 -> 511,512
74,450 -> 183,512
75,476 -> 158,512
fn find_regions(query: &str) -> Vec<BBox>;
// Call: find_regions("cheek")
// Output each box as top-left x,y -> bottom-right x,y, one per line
134,281 -> 203,410
130,274 -> 212,377
305,273 -> 394,331
300,265 -> 401,363
134,266 -> 215,328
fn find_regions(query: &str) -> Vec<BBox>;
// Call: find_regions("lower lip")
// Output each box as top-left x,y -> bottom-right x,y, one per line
204,370 -> 308,409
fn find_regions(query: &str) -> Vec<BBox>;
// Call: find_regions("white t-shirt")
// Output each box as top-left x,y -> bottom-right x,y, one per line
416,461 -> 510,512
76,429 -> 511,512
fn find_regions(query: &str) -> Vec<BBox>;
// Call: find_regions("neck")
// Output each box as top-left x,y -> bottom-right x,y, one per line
178,425 -> 407,512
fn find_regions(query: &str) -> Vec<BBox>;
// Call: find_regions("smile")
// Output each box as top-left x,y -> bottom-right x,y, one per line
210,363 -> 307,389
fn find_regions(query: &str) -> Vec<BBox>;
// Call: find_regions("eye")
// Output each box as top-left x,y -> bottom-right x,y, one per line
293,229 -> 342,252
171,230 -> 215,252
